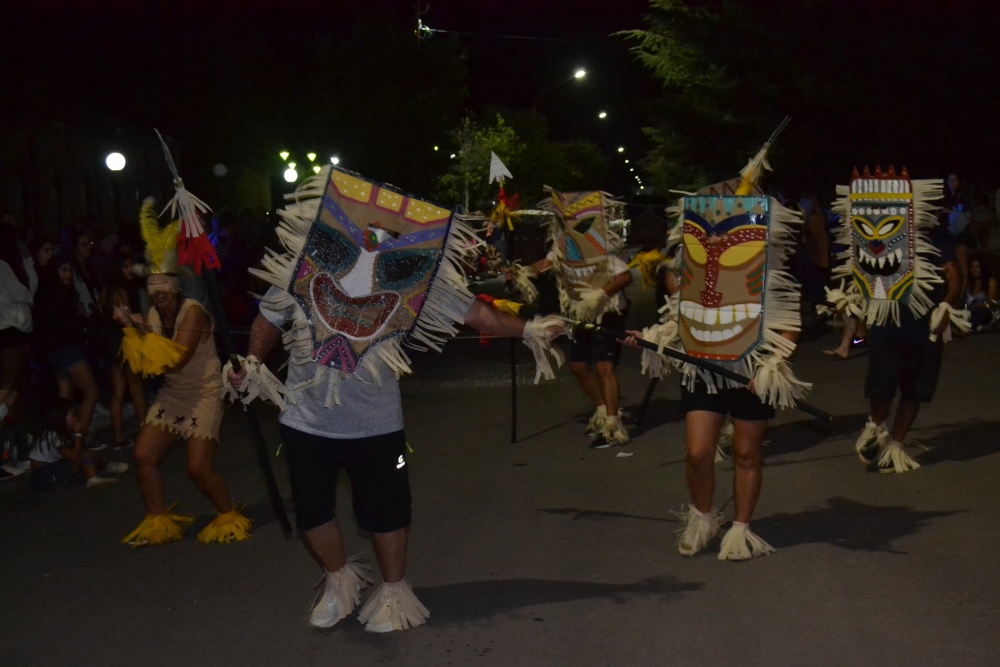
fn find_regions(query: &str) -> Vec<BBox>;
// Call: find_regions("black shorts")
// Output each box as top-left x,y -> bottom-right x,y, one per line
570,313 -> 625,365
680,378 -> 775,422
280,425 -> 412,534
865,337 -> 943,403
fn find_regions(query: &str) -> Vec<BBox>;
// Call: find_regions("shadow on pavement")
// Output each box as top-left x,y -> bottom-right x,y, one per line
413,576 -> 704,626
536,507 -> 672,523
753,496 -> 964,553
916,419 -> 1000,466
761,412 -> 869,459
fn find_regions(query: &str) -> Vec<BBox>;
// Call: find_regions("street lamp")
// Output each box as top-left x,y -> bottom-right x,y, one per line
598,111 -> 607,119
279,151 -> 290,161
617,146 -> 625,153
330,156 -> 340,165
533,67 -> 587,112
105,152 -> 126,171
284,167 -> 298,183
306,152 -> 317,162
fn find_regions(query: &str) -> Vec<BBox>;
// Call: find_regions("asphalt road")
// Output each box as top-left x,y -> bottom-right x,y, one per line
4,287 -> 999,666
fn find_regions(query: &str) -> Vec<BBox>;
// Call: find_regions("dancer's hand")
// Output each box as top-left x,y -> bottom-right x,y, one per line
227,365 -> 248,392
932,309 -> 951,336
620,329 -> 643,347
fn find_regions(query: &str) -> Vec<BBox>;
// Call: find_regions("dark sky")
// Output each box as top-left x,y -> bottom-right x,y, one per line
1,0 -> 654,148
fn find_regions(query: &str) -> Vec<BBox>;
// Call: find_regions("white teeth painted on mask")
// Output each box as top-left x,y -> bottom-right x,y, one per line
703,308 -> 716,325
878,256 -> 886,268
734,304 -> 747,321
748,303 -> 761,318
710,330 -> 722,342
732,324 -> 743,335
895,248 -> 902,263
718,306 -> 733,325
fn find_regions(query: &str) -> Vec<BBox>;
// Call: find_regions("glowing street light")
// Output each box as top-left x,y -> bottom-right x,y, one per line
617,146 -> 625,153
105,152 -> 126,171
598,111 -> 607,119
330,156 -> 340,165
288,162 -> 296,169
279,151 -> 290,161
533,67 -> 588,111
306,152 -> 317,162
312,165 -> 321,174
624,159 -> 629,164
284,167 -> 298,183
574,68 -> 587,79
433,145 -> 439,151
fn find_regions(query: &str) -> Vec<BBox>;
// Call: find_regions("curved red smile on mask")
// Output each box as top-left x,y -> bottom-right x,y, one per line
310,272 -> 398,339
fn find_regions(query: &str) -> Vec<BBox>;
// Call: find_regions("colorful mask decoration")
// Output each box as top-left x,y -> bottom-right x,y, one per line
678,195 -> 769,361
635,134 -> 810,409
249,166 -> 480,381
826,166 -> 942,326
540,188 -> 628,322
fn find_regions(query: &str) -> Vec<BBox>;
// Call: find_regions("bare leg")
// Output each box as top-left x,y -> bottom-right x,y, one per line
0,343 -> 26,400
890,398 -> 921,443
372,528 -> 408,584
570,361 -> 604,409
594,361 -> 619,416
731,419 -> 768,524
303,519 -> 347,572
133,424 -> 177,515
684,411 -> 725,513
109,364 -> 126,443
870,398 -> 892,427
64,360 -> 99,436
186,436 -> 234,514
125,367 -> 147,423
825,315 -> 857,357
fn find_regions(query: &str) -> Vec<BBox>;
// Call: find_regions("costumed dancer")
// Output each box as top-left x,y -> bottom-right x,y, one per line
821,167 -> 967,473
625,135 -> 809,560
505,189 -> 634,448
119,174 -> 249,546
224,166 -> 566,632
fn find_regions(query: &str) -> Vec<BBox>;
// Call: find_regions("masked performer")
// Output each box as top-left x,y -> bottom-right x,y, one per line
821,167 -> 967,473
506,189 -> 633,448
626,143 -> 809,560
117,198 -> 251,547
224,167 -> 565,632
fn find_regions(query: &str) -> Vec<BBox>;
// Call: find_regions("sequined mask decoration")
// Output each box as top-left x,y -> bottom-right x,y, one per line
848,167 -> 914,303
290,169 -> 452,374
678,195 -> 769,361
549,190 -> 610,269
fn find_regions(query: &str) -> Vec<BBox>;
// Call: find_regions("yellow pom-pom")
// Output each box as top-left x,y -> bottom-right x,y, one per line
197,509 -> 253,544
490,298 -> 522,317
119,330 -> 186,377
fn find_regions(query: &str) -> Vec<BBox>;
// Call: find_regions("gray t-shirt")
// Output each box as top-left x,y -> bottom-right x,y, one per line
260,287 -> 404,439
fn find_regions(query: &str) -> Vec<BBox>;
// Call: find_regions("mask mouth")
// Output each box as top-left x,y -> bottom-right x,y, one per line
679,300 -> 761,345
310,272 -> 399,340
856,246 -> 904,276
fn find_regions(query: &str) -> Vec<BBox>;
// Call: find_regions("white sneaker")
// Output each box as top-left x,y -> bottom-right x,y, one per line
309,559 -> 374,629
104,462 -> 129,474
86,476 -> 118,490
673,506 -> 720,556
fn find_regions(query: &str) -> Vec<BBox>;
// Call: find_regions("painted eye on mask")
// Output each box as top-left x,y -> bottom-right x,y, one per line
853,216 -> 903,241
313,226 -> 361,274
571,216 -> 595,235
719,241 -> 765,268
375,249 -> 437,291
683,233 -> 707,266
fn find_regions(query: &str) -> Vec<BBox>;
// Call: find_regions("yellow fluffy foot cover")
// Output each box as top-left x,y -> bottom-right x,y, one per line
197,509 -> 253,544
123,509 -> 194,548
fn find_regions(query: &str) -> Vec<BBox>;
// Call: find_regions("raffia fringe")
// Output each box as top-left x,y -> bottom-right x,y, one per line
122,503 -> 193,548
717,522 -> 775,560
928,302 -> 971,342
817,280 -> 865,318
221,354 -> 293,409
878,441 -> 921,473
357,579 -> 429,632
196,509 -> 253,544
521,315 -> 568,383
510,262 -> 539,304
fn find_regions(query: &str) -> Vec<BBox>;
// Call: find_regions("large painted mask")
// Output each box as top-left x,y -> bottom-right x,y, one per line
549,190 -> 611,269
678,195 -> 769,361
848,167 -> 914,303
290,169 -> 452,374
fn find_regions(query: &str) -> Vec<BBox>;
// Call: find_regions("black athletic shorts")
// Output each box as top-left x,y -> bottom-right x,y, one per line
864,337 -> 943,403
680,377 -> 775,422
280,425 -> 412,534
570,312 -> 625,365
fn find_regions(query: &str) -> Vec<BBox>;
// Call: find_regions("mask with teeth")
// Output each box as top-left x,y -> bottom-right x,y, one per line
289,169 -> 452,374
678,195 -> 769,361
848,170 -> 914,303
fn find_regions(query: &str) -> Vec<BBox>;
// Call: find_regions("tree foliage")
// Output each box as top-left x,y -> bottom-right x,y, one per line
432,114 -> 525,212
623,0 -> 1000,196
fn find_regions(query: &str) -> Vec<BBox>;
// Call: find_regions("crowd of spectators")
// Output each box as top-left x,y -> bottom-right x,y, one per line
0,206 -> 275,485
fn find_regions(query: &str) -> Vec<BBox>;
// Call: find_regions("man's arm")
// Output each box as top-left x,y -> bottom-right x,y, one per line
227,312 -> 283,387
463,299 -> 526,338
604,270 -> 633,296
